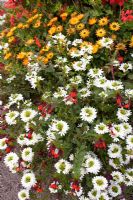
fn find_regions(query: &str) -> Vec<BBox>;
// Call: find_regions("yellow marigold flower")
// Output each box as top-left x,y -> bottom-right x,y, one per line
32,14 -> 39,20
8,36 -> 15,43
10,27 -> 17,32
67,27 -> 75,35
98,17 -> 108,26
46,52 -> 54,59
80,29 -> 90,38
96,28 -> 106,37
17,52 -> 26,59
43,57 -> 49,64
27,18 -> 34,23
88,18 -> 97,25
129,41 -> 133,48
23,58 -> 29,66
76,23 -> 85,31
4,52 -> 12,60
33,20 -> 41,28
56,25 -> 63,33
48,26 -> 56,35
116,43 -> 126,51
17,23 -> 23,28
92,44 -> 99,54
60,12 -> 68,21
6,31 -> 13,37
22,24 -> 29,29
77,14 -> 84,20
47,17 -> 58,26
25,39 -> 34,45
111,34 -> 117,40
109,22 -> 120,31
69,17 -> 79,25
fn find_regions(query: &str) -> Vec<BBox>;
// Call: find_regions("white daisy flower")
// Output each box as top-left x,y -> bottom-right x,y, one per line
80,106 -> 97,123
119,63 -> 132,73
21,172 -> 37,189
84,154 -> 101,174
97,192 -> 110,200
109,157 -> 123,169
5,110 -> 19,125
53,87 -> 67,98
55,159 -> 72,174
0,138 -> 7,150
125,89 -> 133,98
88,188 -> 100,199
99,37 -> 113,48
72,61 -> 87,71
111,171 -> 124,183
108,183 -> 122,197
94,123 -> 109,134
79,195 -> 90,200
20,109 -> 37,122
110,80 -> 123,90
18,189 -> 30,200
87,68 -> 103,78
108,143 -> 122,158
121,122 -> 132,136
22,147 -> 34,162
4,152 -> 19,168
50,120 -> 69,136
79,88 -> 91,98
117,108 -> 131,122
8,93 -> 23,107
92,176 -> 108,190
125,168 -> 133,182
126,135 -> 133,150
93,77 -> 108,90
70,75 -> 82,85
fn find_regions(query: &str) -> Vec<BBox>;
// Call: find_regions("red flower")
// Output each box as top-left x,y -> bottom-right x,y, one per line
121,10 -> 133,22
48,145 -> 63,159
10,15 -> 15,26
117,55 -> 124,63
116,94 -> 131,109
4,0 -> 23,9
5,147 -> 11,153
66,89 -> 78,104
109,0 -> 126,6
0,10 -> 5,16
94,139 -> 107,150
34,36 -> 41,48
38,102 -> 54,117
50,183 -> 58,189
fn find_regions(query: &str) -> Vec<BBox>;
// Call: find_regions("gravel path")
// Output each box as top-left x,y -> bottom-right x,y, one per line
0,161 -> 21,200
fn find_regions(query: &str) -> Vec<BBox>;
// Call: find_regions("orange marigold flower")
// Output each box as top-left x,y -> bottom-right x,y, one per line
33,20 -> 41,28
92,44 -> 99,54
23,58 -> 29,66
80,29 -> 90,38
69,17 -> 79,25
17,23 -> 24,28
60,12 -> 68,21
4,52 -> 12,60
67,27 -> 75,35
17,52 -> 26,59
88,18 -> 97,25
56,25 -> 63,33
96,28 -> 106,37
47,17 -> 58,26
77,14 -> 84,20
48,26 -> 56,35
43,57 -> 49,64
71,12 -> 77,17
111,34 -> 117,40
116,43 -> 126,51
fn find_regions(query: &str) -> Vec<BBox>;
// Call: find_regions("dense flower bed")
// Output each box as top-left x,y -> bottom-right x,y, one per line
0,0 -> 133,200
